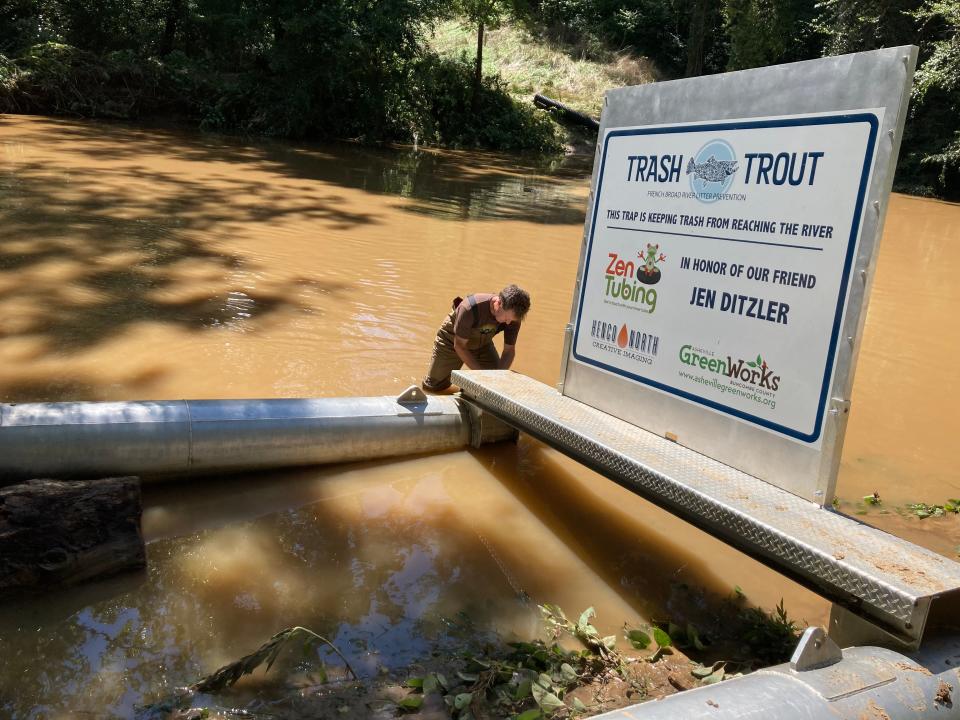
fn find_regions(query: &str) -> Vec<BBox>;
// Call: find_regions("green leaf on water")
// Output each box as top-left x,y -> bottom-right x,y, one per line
454,692 -> 473,710
653,627 -> 672,648
436,673 -> 449,690
405,677 -> 424,689
423,673 -> 439,694
626,628 -> 651,649
514,709 -> 543,720
602,634 -> 617,650
458,672 -> 479,683
560,663 -> 578,682
573,697 -> 588,711
398,695 -> 424,711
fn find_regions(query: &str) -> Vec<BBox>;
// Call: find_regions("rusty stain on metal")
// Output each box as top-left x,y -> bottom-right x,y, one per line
936,679 -> 953,705
860,699 -> 892,720
894,662 -> 932,675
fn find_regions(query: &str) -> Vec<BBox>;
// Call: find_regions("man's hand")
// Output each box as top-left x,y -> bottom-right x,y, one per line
499,343 -> 516,370
454,336 -> 484,370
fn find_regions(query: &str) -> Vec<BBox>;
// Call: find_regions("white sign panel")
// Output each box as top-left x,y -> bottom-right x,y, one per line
573,111 -> 883,445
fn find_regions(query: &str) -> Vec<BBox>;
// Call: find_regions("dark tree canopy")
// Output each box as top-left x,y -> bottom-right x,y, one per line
0,0 -> 957,195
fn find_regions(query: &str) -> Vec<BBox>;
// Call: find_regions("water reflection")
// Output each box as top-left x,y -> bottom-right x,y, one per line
0,442 -> 825,718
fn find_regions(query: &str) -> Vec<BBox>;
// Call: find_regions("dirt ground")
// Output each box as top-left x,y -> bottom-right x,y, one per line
162,646 -> 700,719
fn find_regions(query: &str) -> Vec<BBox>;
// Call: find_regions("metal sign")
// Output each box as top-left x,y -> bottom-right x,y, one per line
560,48 -> 918,503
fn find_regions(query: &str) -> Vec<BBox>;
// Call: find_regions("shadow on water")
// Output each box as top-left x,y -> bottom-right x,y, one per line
3,116 -> 592,224
475,439 -> 739,623
0,159 -> 354,366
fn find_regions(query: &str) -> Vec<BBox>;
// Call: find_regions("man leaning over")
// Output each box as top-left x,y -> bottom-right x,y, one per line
422,284 -> 531,392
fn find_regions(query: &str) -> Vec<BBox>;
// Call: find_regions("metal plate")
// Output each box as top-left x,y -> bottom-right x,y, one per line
454,369 -> 960,643
561,47 -> 918,504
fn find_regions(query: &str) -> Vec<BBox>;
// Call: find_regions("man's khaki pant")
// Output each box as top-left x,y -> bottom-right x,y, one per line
423,332 -> 500,391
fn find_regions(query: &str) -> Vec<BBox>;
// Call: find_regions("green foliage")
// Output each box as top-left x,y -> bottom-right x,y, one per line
737,599 -> 798,665
0,42 -> 183,118
404,54 -> 562,151
904,499 -> 960,518
529,0 -> 694,74
904,0 -> 960,198
0,0 -> 558,153
724,0 -> 820,69
416,604 -> 645,719
814,0 -> 919,55
1,0 -> 958,190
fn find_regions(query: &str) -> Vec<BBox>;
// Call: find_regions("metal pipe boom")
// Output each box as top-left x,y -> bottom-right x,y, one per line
0,394 -> 491,481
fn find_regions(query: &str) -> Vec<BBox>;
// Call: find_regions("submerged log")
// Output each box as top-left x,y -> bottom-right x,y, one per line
0,477 -> 145,596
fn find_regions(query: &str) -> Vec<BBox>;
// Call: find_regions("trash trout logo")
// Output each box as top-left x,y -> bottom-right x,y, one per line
687,140 -> 738,202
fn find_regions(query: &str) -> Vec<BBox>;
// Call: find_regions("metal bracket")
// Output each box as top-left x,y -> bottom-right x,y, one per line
790,627 -> 843,671
395,385 -> 443,416
396,386 -> 427,404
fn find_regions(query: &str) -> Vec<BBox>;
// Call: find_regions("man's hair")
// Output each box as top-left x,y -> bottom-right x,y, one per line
498,284 -> 531,321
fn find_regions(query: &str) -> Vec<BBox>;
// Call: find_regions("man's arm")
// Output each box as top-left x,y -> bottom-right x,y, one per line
499,343 -> 516,370
454,336 -> 484,370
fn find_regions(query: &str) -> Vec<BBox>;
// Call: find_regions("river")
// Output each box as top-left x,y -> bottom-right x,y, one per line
0,115 -> 957,717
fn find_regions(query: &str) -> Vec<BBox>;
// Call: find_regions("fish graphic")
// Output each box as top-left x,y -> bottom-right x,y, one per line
686,156 -> 739,184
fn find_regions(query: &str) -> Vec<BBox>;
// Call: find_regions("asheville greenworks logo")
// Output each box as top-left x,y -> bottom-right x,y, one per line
679,344 -> 781,391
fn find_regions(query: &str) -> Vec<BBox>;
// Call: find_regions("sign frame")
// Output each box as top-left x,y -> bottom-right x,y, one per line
559,47 -> 918,504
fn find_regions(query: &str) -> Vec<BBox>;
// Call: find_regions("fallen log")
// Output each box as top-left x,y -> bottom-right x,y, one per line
533,93 -> 600,131
0,477 -> 145,596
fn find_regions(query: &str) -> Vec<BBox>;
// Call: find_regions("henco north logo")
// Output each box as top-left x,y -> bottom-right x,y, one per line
603,245 -> 666,313
590,319 -> 659,365
679,344 -> 781,391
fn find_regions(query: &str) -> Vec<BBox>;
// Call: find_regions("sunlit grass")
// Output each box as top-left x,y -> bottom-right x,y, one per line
428,19 -> 656,118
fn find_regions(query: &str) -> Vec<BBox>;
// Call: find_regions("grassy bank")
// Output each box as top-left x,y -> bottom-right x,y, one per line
428,20 -> 656,121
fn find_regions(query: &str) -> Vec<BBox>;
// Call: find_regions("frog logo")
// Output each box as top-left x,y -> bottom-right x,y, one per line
637,243 -> 666,285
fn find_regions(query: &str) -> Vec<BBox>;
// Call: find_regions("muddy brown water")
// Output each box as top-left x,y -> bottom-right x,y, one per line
0,115 -> 957,717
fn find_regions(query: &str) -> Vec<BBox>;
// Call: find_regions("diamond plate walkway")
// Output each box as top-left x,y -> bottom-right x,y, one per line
453,370 -> 960,644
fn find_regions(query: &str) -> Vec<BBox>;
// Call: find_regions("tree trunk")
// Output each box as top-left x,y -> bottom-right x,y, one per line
685,0 -> 710,77
159,0 -> 185,56
473,20 -> 485,110
0,477 -> 145,597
